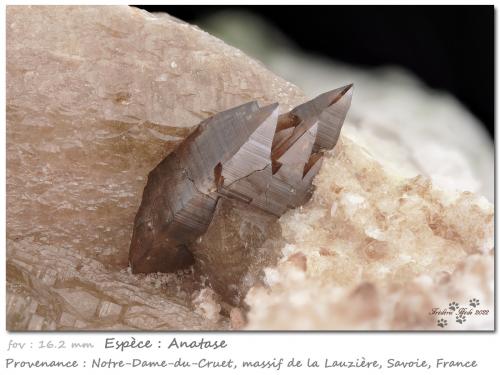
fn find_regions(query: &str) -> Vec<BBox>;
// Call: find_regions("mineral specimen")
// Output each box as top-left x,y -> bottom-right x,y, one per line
6,5 -> 307,330
244,137 -> 494,330
202,11 -> 494,202
7,5 -> 494,331
129,86 -> 353,298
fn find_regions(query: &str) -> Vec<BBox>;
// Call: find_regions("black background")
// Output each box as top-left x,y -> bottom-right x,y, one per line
135,5 -> 494,139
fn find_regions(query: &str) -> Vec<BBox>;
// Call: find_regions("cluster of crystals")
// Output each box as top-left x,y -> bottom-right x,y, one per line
129,86 -> 352,274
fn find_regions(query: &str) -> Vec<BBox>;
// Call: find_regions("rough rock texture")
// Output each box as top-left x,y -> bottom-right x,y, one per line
6,5 -> 304,330
7,6 -> 494,331
245,138 -> 494,330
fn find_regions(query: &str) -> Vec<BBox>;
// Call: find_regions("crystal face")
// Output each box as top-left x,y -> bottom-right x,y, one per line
7,5 -> 493,331
129,86 -> 353,286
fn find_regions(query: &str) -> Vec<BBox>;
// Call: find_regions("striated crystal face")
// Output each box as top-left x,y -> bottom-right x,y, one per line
7,5 -> 494,331
128,86 -> 353,284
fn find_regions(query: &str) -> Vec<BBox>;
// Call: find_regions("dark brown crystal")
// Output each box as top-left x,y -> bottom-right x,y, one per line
129,85 -> 353,295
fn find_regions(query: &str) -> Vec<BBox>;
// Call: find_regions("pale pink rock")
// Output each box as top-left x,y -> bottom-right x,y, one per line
6,5 -> 304,330
7,5 -> 493,331
244,139 -> 494,330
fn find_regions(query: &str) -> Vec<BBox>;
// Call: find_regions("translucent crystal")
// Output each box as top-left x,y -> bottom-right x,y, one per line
7,5 -> 493,331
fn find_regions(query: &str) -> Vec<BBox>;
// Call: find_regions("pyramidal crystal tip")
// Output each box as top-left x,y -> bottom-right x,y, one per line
129,86 -> 352,274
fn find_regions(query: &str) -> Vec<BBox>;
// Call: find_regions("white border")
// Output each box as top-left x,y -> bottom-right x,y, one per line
1,2 -> 497,374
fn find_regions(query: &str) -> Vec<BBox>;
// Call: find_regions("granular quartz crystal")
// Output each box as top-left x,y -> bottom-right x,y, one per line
245,138 -> 494,330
